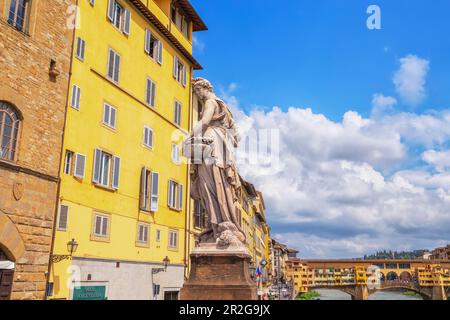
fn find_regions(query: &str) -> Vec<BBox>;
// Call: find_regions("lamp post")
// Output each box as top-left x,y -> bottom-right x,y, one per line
51,239 -> 78,263
151,256 -> 170,300
258,259 -> 267,300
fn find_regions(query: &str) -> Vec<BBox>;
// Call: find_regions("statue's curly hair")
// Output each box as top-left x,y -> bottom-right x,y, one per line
192,77 -> 213,92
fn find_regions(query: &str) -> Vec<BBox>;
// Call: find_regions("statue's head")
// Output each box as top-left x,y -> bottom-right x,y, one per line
193,78 -> 213,100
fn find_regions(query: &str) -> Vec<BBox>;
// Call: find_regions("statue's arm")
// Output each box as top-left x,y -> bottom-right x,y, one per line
192,99 -> 216,137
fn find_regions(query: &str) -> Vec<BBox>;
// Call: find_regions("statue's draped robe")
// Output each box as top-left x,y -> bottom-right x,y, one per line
191,99 -> 245,240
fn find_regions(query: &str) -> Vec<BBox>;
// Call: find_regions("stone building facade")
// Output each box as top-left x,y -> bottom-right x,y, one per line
0,0 -> 74,299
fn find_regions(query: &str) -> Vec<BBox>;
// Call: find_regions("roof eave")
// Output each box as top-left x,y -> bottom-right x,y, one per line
129,0 -> 203,70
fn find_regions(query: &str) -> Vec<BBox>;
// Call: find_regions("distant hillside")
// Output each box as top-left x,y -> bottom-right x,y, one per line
359,249 -> 427,260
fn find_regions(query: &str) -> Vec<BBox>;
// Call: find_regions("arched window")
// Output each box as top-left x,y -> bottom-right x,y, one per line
0,102 -> 21,162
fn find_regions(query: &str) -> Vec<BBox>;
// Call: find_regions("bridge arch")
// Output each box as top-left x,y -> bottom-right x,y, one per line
399,271 -> 412,282
386,271 -> 399,281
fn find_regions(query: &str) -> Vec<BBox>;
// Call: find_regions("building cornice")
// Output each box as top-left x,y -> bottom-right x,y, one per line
0,159 -> 59,183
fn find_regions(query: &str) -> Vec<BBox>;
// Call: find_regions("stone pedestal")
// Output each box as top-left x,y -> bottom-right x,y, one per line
180,247 -> 257,300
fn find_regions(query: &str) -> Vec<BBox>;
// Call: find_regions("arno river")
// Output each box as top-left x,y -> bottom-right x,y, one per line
316,289 -> 423,300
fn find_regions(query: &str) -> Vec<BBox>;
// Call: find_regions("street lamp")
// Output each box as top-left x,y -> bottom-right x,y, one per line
151,256 -> 171,300
152,256 -> 171,275
51,238 -> 78,263
67,239 -> 79,255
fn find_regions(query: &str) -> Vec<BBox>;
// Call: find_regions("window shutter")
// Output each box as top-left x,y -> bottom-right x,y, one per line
108,49 -> 115,79
178,184 -> 183,210
151,172 -> 159,212
112,156 -> 121,190
103,104 -> 110,124
144,226 -> 148,242
182,65 -> 187,87
145,29 -> 151,54
146,80 -> 151,105
143,127 -> 148,146
110,107 -> 116,128
92,148 -> 102,183
101,217 -> 108,235
139,167 -> 146,210
149,129 -> 154,147
76,87 -> 81,109
157,40 -> 163,65
81,39 -> 86,59
74,153 -> 86,179
173,56 -> 178,78
168,181 -> 173,208
114,54 -> 120,82
151,81 -> 156,107
71,86 -> 77,108
58,205 -> 69,230
107,0 -> 114,21
123,9 -> 131,35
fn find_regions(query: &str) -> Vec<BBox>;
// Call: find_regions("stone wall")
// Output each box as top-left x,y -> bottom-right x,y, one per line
0,0 -> 74,299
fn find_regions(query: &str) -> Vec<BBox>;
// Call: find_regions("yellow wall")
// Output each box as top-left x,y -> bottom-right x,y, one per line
49,0 -> 197,299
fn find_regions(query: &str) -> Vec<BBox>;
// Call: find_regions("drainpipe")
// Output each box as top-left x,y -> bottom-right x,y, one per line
45,0 -> 79,300
184,65 -> 194,279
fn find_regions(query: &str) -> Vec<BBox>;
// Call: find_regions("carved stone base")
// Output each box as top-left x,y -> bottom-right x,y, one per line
180,247 -> 257,300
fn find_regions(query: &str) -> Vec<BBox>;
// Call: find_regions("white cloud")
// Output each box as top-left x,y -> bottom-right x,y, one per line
393,55 -> 430,106
192,35 -> 205,53
228,82 -> 238,93
422,150 -> 450,173
220,90 -> 450,258
371,93 -> 397,118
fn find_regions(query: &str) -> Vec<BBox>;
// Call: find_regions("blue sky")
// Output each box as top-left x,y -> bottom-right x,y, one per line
192,0 -> 450,119
190,0 -> 450,258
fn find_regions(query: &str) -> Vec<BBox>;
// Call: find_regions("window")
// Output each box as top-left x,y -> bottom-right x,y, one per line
194,201 -> 206,229
71,85 -> 81,110
170,5 -> 190,39
107,0 -> 130,35
74,153 -> 86,179
156,229 -> 161,242
145,79 -> 156,107
137,223 -> 149,244
145,29 -> 162,64
107,48 -> 121,83
58,205 -> 69,231
168,180 -> 183,211
168,230 -> 178,249
143,126 -> 153,149
0,102 -> 21,162
140,168 -> 159,212
92,213 -> 110,237
76,37 -> 86,61
112,1 -> 122,29
173,57 -> 186,86
164,291 -> 179,300
92,148 -> 120,190
242,198 -> 249,213
173,101 -> 182,126
102,103 -> 117,129
64,151 -> 74,175
7,0 -> 32,33
236,208 -> 242,228
171,144 -> 180,164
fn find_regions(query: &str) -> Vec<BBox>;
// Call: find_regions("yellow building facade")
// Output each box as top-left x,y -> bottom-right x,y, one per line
48,0 -> 206,300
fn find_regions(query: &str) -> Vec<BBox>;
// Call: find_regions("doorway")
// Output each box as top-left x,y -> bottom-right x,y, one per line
0,249 -> 14,300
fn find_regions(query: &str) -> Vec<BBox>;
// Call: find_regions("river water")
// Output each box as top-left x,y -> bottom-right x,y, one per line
315,289 -> 423,300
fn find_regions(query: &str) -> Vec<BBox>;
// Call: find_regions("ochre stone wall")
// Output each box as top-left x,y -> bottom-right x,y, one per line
0,0 -> 74,300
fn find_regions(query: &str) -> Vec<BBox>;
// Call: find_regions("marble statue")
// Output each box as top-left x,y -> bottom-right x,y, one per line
184,78 -> 246,249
